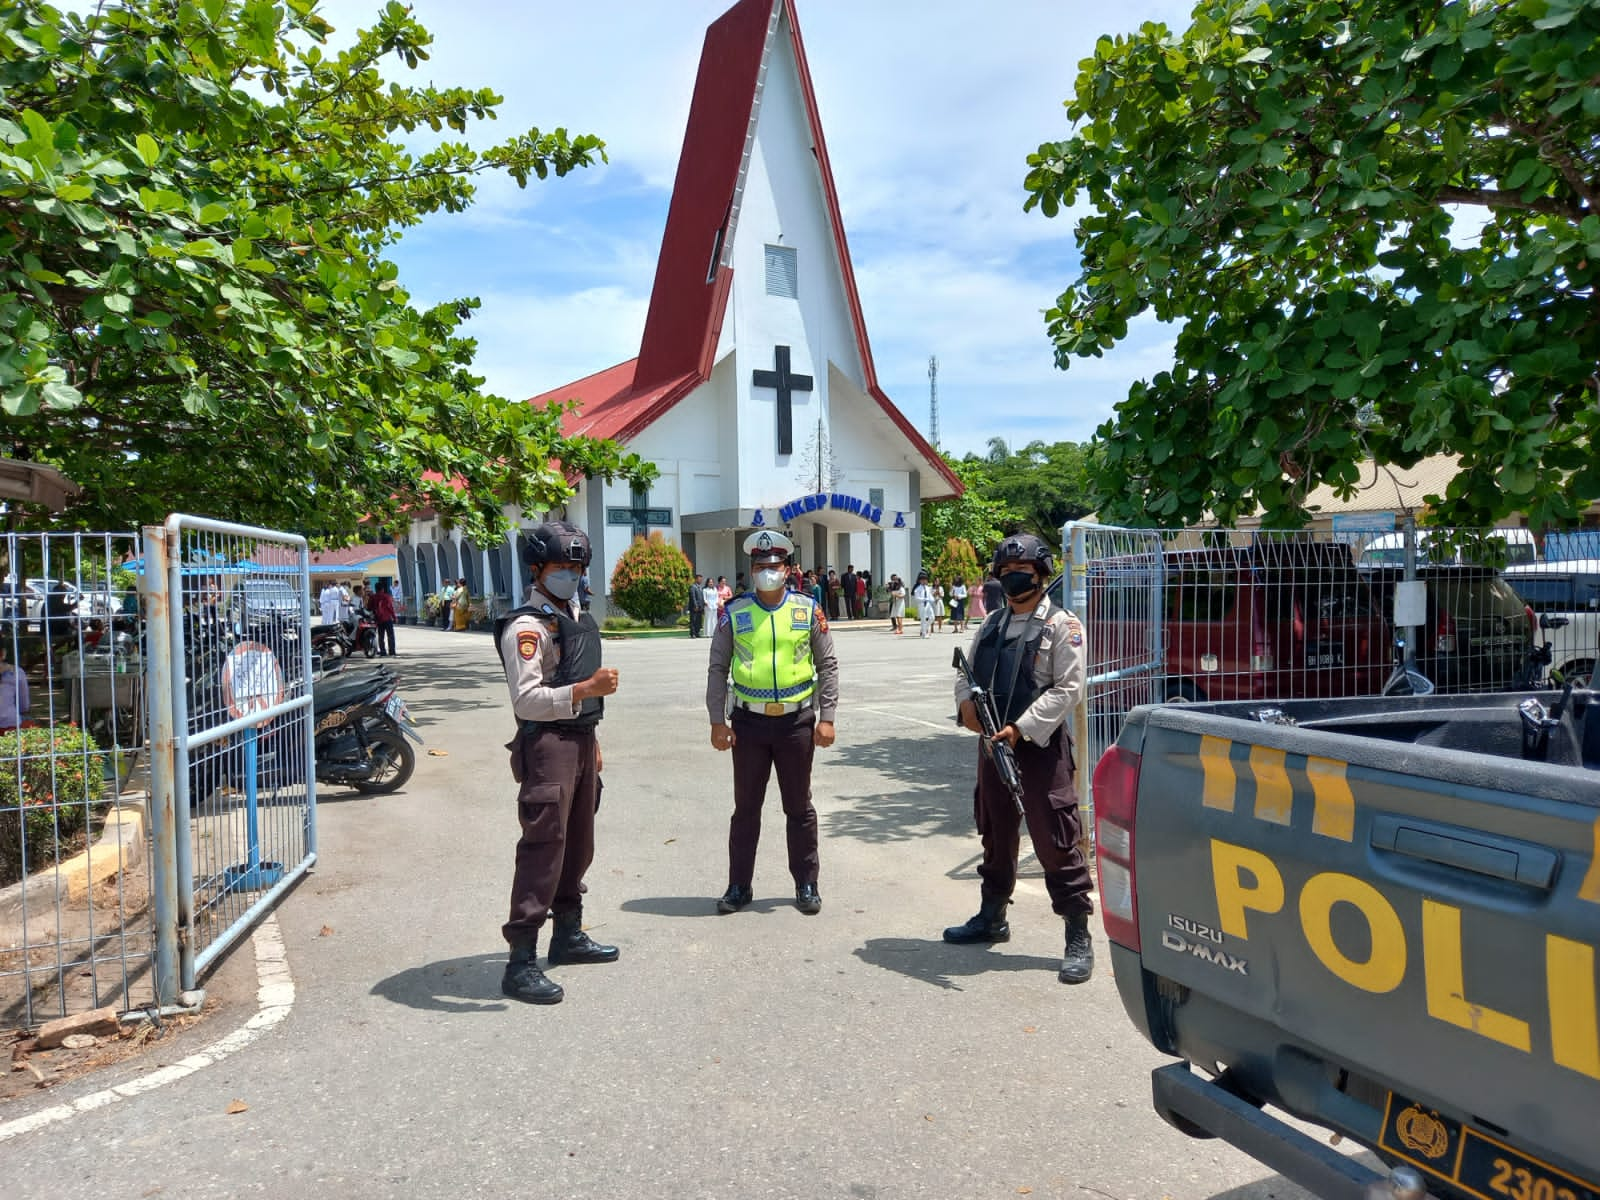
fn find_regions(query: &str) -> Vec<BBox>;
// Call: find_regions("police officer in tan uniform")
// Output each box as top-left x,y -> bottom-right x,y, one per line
943,533 -> 1095,983
495,521 -> 620,1005
706,530 -> 839,915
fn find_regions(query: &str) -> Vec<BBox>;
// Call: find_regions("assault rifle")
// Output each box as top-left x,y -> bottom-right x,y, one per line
952,646 -> 1025,815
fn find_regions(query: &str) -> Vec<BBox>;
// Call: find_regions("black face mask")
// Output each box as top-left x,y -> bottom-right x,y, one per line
1000,570 -> 1040,599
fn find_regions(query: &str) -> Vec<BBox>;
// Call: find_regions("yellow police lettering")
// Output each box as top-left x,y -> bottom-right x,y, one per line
1546,933 -> 1600,1080
1297,872 -> 1406,994
1210,839 -> 1284,940
1422,899 -> 1531,1053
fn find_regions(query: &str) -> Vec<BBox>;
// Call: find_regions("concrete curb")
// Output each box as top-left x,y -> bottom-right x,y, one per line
0,914 -> 294,1143
0,802 -> 146,943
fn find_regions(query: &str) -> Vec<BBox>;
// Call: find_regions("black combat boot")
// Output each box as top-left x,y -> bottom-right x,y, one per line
1059,913 -> 1095,984
942,895 -> 1011,944
547,913 -> 620,965
502,941 -> 564,1005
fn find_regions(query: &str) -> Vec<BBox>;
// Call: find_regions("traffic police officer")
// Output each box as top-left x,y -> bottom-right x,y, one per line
943,533 -> 1095,984
495,520 -> 620,1005
706,530 -> 839,914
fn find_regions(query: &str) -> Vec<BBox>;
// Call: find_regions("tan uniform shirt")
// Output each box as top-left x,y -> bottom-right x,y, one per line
955,595 -> 1086,745
706,593 -> 840,724
499,595 -> 584,724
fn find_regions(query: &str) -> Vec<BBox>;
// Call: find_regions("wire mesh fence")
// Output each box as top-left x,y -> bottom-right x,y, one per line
0,531 -> 153,1030
1068,522 -> 1588,830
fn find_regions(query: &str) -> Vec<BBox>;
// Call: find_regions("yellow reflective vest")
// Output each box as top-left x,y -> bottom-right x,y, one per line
728,593 -> 819,705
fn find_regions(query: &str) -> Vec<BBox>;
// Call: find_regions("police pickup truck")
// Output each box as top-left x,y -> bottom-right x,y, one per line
1091,690 -> 1599,1200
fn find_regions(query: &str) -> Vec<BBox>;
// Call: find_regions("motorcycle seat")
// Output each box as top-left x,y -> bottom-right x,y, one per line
314,665 -> 395,708
309,623 -> 344,637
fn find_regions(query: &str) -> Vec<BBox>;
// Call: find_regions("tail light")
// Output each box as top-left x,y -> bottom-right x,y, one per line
1092,744 -> 1142,951
1436,608 -> 1457,654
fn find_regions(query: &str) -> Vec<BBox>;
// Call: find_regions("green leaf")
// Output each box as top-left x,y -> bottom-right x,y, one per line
41,380 -> 83,408
135,133 -> 159,167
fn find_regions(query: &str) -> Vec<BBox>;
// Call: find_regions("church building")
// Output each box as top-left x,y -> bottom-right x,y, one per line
399,0 -> 959,619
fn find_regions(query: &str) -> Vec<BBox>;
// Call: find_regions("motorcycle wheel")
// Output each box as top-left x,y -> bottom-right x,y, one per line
360,630 -> 377,658
352,726 -> 414,794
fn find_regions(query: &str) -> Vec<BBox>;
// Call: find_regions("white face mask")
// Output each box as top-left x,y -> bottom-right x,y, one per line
754,567 -> 787,592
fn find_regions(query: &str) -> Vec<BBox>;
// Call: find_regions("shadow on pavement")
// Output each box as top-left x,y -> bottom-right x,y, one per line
853,936 -> 1057,991
621,895 -> 799,919
1205,1151 -> 1384,1200
370,952 -> 510,1014
826,728 -> 969,797
821,731 -> 972,843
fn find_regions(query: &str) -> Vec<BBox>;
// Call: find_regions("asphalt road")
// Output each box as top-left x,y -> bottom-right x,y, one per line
0,620 -> 1328,1199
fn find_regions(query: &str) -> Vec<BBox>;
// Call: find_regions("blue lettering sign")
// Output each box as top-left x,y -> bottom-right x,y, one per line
802,495 -> 817,513
892,511 -> 905,528
752,509 -> 765,527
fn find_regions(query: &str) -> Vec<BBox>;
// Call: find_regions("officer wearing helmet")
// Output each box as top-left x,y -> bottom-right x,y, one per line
706,529 -> 839,915
943,533 -> 1095,984
494,520 -> 621,1005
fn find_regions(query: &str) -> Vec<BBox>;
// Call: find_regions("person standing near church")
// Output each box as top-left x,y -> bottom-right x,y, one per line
371,580 -> 398,657
700,576 -> 719,638
318,579 -> 343,626
496,521 -> 621,1005
688,574 -> 705,639
942,533 -> 1094,985
840,565 -> 858,620
706,530 -> 838,916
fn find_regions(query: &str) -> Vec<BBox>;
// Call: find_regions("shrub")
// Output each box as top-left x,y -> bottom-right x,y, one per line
609,533 -> 695,623
0,724 -> 106,886
929,537 -> 982,590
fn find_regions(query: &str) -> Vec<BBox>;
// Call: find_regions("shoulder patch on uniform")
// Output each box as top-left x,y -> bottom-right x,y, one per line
814,603 -> 829,634
1065,612 -> 1084,647
790,601 -> 812,629
517,630 -> 540,660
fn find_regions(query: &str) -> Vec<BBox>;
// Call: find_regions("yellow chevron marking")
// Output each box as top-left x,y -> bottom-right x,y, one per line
1250,746 -> 1293,825
1307,756 -> 1355,842
1579,816 -> 1600,905
1200,735 -> 1236,812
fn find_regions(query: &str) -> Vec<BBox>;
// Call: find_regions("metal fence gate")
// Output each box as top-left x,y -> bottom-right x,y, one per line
145,517 -> 317,1003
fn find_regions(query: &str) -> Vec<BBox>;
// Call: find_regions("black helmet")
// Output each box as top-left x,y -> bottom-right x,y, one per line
991,533 -> 1054,577
522,521 -> 592,567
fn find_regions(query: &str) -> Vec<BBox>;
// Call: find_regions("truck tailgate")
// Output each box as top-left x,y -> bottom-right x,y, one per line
1127,704 -> 1600,1183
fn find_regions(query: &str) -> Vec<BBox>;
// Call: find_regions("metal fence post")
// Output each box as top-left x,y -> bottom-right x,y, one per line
142,525 -> 181,1007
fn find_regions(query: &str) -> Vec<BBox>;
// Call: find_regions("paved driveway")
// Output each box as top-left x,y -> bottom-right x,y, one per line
0,622 -> 1326,1199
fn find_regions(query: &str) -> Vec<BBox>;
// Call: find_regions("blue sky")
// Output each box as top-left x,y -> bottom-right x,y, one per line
314,0 -> 1197,459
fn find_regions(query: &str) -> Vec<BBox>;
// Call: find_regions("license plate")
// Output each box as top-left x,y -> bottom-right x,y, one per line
1378,1092 -> 1599,1200
1305,642 -> 1345,668
383,694 -> 411,724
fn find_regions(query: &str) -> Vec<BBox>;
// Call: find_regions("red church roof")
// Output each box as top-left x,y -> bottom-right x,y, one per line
527,0 -> 962,500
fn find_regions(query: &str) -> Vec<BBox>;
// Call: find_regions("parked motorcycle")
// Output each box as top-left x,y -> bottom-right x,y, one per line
309,609 -> 377,661
311,663 -> 420,793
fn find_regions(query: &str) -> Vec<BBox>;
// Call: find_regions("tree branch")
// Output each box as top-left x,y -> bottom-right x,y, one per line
1434,185 -> 1585,219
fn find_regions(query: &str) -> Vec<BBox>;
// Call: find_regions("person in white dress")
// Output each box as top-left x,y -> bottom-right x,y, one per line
318,581 -> 343,626
701,578 -> 719,638
913,572 -> 936,639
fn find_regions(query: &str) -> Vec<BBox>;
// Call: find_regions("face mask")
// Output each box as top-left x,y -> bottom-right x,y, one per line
754,567 -> 787,591
542,568 -> 581,601
1001,570 -> 1040,599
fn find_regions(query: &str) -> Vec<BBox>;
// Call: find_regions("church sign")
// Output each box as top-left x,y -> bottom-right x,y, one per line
775,492 -> 885,525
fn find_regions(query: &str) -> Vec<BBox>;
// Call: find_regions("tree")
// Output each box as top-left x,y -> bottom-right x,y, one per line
608,532 -> 694,624
0,0 -> 651,537
979,439 -> 1096,541
1024,1 -> 1600,530
919,455 -> 1018,567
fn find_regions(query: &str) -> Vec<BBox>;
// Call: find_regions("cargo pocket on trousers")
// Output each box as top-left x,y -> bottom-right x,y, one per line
1047,786 -> 1083,852
518,784 -> 564,842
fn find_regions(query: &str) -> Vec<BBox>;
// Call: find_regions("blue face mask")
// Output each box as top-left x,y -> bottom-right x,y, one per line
542,569 -> 581,601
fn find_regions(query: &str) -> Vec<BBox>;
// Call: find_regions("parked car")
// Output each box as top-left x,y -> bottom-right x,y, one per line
1089,543 -> 1391,703
1503,558 -> 1600,688
1360,564 -> 1533,692
1357,526 -> 1536,568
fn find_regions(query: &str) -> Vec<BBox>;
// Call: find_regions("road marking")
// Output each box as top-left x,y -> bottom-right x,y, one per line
0,915 -> 295,1143
857,706 -> 959,733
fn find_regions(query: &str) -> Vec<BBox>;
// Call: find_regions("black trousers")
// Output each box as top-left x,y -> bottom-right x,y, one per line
973,729 -> 1093,918
503,727 -> 598,945
728,708 -> 818,888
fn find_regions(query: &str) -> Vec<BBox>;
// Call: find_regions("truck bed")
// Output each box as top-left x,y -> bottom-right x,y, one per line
1107,691 -> 1599,1197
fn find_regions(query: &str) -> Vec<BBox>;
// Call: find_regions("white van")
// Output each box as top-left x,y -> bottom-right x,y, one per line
1502,558 -> 1600,688
1357,528 -> 1536,568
